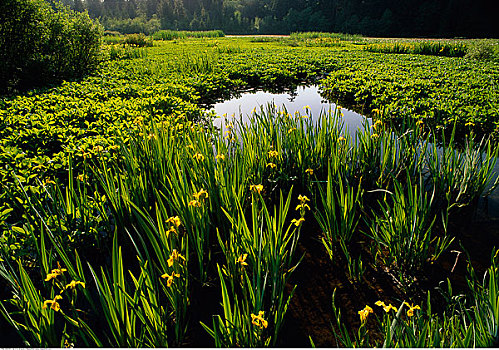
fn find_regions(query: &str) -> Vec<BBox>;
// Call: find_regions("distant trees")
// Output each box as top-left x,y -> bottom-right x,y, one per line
58,0 -> 498,38
0,0 -> 102,93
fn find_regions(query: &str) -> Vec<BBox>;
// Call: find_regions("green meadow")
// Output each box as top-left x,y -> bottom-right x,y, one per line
1,35 -> 499,347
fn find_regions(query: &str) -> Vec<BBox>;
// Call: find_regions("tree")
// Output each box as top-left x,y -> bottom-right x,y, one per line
378,8 -> 392,36
0,0 -> 102,92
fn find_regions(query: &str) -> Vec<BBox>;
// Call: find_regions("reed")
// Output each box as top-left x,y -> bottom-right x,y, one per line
366,175 -> 453,285
152,30 -> 225,41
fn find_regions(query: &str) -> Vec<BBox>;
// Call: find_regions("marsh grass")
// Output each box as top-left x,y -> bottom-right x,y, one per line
425,130 -> 499,219
107,44 -> 148,60
366,175 -> 453,286
332,249 -> 499,347
0,102 -> 498,347
290,32 -> 364,42
152,30 -> 225,41
203,190 -> 301,347
365,41 -> 467,57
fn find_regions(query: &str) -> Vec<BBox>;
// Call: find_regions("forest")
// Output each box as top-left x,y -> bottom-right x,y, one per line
58,0 -> 498,37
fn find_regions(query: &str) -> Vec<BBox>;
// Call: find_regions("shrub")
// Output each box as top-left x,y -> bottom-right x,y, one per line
0,0 -> 102,93
465,40 -> 497,61
123,33 -> 153,47
103,16 -> 160,36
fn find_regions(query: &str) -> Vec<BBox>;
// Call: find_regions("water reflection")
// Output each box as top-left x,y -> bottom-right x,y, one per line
210,85 -> 369,135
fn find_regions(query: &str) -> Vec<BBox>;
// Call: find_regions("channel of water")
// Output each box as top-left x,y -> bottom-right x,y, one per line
207,84 -> 499,221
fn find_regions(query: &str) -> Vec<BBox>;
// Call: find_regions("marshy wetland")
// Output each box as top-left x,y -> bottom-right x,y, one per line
1,34 -> 499,347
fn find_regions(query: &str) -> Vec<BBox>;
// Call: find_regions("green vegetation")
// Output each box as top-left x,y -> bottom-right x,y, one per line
103,15 -> 161,36
290,31 -> 364,42
123,33 -> 154,47
152,29 -> 225,40
0,35 -> 498,347
321,46 -> 499,136
332,253 -> 499,347
0,0 -> 102,93
365,41 -> 467,57
465,40 -> 499,62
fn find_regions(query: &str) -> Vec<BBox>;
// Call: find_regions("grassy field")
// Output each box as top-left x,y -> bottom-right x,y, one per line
0,36 -> 499,347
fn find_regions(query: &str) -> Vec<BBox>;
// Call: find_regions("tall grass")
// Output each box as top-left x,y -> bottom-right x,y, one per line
290,31 -> 363,42
0,103 -> 498,347
367,175 -> 453,286
425,133 -> 499,215
202,191 -> 301,346
106,44 -> 148,60
332,249 -> 499,347
315,162 -> 363,255
365,41 -> 467,57
123,33 -> 154,47
152,30 -> 225,41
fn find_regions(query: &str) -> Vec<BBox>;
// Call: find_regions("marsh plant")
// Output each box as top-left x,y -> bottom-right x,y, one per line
331,250 -> 499,347
0,94 -> 498,347
367,175 -> 453,285
203,191 -> 302,347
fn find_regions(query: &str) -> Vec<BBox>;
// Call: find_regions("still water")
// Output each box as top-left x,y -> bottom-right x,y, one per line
208,84 -> 499,220
211,85 -> 368,134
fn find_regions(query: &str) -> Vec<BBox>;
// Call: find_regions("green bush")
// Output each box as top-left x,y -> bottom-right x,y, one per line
123,33 -> 153,47
0,0 -> 102,93
465,40 -> 498,61
103,16 -> 161,36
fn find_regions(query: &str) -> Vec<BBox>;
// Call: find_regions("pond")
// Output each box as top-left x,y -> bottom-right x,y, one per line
210,85 -> 369,135
207,84 -> 499,222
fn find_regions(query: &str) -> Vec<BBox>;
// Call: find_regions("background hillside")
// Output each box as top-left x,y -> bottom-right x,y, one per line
58,0 -> 498,37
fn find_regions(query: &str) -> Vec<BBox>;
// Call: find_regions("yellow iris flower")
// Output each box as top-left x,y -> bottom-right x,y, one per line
193,153 -> 205,161
161,272 -> 180,287
251,311 -> 268,329
167,249 -> 186,267
268,150 -> 279,158
358,305 -> 373,323
295,203 -> 311,211
250,184 -> 263,194
166,216 -> 181,227
237,254 -> 248,266
298,195 -> 310,203
188,200 -> 202,207
375,300 -> 397,313
42,295 -> 63,312
291,218 -> 305,226
404,302 -> 420,317
193,189 -> 208,200
65,280 -> 86,290
45,264 -> 67,281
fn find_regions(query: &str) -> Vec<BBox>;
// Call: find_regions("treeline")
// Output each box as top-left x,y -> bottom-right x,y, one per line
59,0 -> 498,37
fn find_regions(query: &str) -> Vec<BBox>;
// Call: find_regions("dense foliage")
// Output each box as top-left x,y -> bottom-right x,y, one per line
0,0 -> 102,92
58,0 -> 498,37
0,38 -> 498,223
0,36 -> 498,347
321,46 -> 499,135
